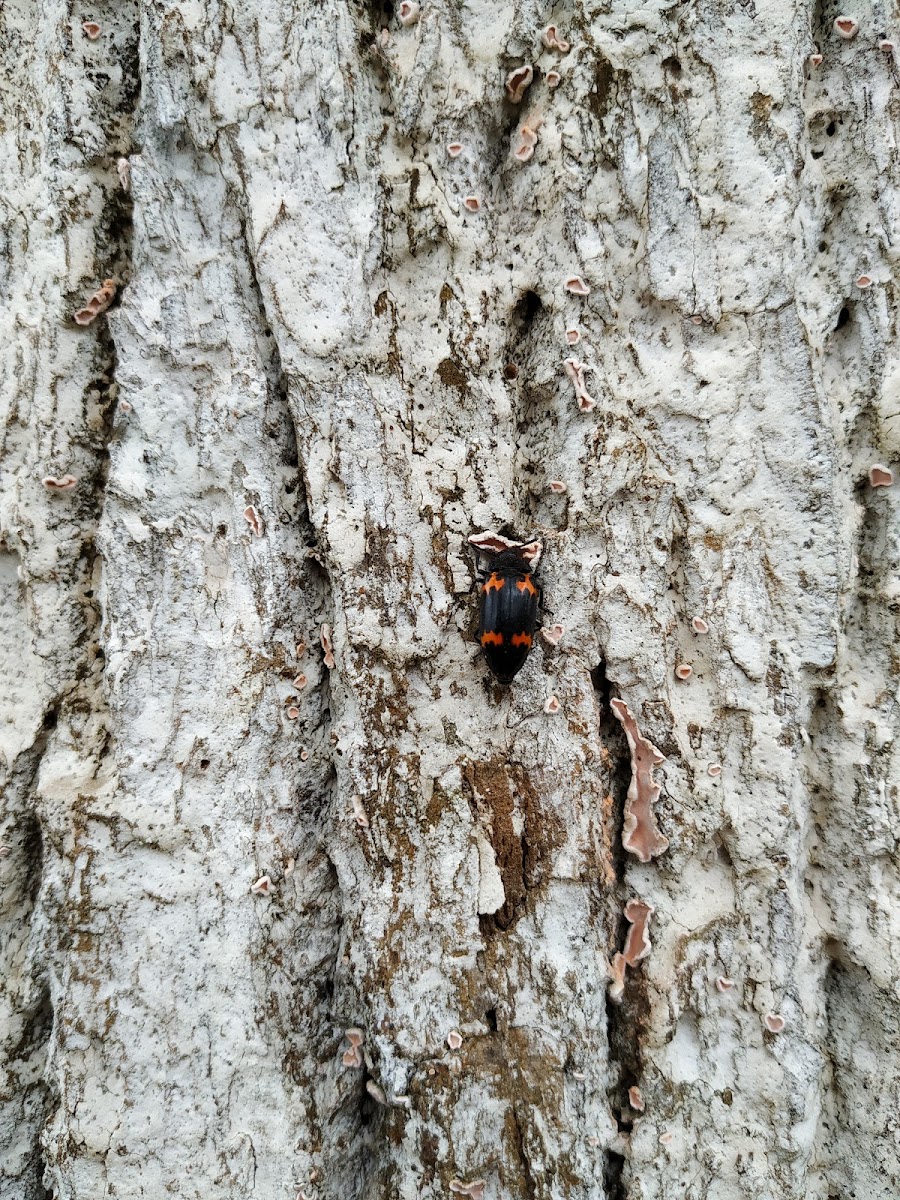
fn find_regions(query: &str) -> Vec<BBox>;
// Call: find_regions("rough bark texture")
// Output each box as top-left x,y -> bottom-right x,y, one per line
1,1 -> 899,1199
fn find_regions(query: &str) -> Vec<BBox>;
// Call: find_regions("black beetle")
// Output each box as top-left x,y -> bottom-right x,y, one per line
475,545 -> 541,683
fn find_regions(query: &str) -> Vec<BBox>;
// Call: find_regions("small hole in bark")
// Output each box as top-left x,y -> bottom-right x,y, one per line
835,306 -> 851,330
484,1007 -> 497,1030
826,120 -> 836,135
200,759 -> 210,770
662,56 -> 682,75
43,710 -> 58,729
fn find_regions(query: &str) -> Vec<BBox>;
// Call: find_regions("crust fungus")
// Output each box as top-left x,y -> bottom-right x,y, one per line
674,664 -> 693,680
833,15 -> 858,38
293,673 -> 308,689
250,875 -> 272,895
548,480 -> 567,493
73,278 -> 116,325
764,1012 -> 786,1033
299,748 -> 309,762
447,142 -> 464,158
691,616 -> 709,634
565,326 -> 580,345
398,1 -> 420,25
707,763 -> 722,778
869,463 -> 894,487
540,623 -> 564,646
320,624 -> 335,669
296,640 -> 307,657
879,39 -> 894,52
243,505 -> 264,536
564,275 -> 590,296
690,314 -> 703,325
716,975 -> 734,991
546,70 -> 561,87
82,20 -> 101,39
449,1182 -> 485,1200
447,1030 -> 463,1050
609,898 -> 654,1000
468,530 -> 543,567
542,25 -> 570,52
610,698 -> 669,862
342,1028 -> 364,1067
514,122 -> 540,163
628,1086 -> 645,1112
505,64 -> 533,103
463,195 -> 481,212
856,274 -> 873,288
808,52 -> 824,65
564,358 -> 595,411
42,474 -> 78,491
544,695 -> 561,714
286,705 -> 300,720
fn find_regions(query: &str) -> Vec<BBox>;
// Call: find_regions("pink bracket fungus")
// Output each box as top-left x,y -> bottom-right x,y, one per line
352,794 -> 370,827
398,1 -> 420,26
342,1028 -> 364,1067
608,898 -> 654,1000
365,1080 -> 388,1105
564,275 -> 590,296
716,975 -> 734,992
869,463 -> 894,487
707,763 -> 722,778
542,25 -> 570,52
296,640 -> 307,657
691,616 -> 709,634
299,748 -> 309,762
565,326 -> 580,345
447,142 -> 464,158
808,52 -> 824,65
294,673 -> 308,689
73,278 -> 116,325
243,505 -> 264,536
564,358 -> 596,412
468,530 -> 543,567
690,314 -> 703,325
0,844 -> 10,859
540,623 -> 564,646
659,1132 -> 673,1146
42,474 -> 78,491
463,195 -> 481,213
251,875 -> 273,895
548,480 -> 567,494
450,1182 -> 485,1200
320,624 -> 336,668
628,1085 -> 645,1112
879,39 -> 894,52
116,157 -> 131,190
286,705 -> 300,720
546,70 -> 562,87
855,274 -> 873,288
82,20 -> 101,39
505,65 -> 534,103
447,1029 -> 463,1050
544,695 -> 561,714
764,1012 -> 786,1033
610,698 -> 669,862
833,15 -> 858,38
674,663 -> 693,680
514,121 -> 540,163
118,398 -> 132,413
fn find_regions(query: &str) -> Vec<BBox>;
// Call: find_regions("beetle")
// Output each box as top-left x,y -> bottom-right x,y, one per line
475,545 -> 541,683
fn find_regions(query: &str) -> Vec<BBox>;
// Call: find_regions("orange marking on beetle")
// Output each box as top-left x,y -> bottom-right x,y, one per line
511,632 -> 532,648
482,574 -> 505,594
481,631 -> 504,646
516,577 -> 538,596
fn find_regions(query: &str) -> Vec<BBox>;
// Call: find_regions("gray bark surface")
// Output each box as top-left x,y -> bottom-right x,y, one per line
1,1 -> 898,1198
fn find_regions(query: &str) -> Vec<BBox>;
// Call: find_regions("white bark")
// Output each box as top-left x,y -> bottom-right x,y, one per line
2,1 -> 899,1199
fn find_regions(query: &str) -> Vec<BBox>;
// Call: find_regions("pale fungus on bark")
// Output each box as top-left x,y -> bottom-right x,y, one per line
505,65 -> 533,104
675,664 -> 693,680
717,976 -> 735,991
564,358 -> 595,411
250,875 -> 272,895
610,698 -> 669,862
564,274 -> 590,295
286,706 -> 300,720
352,795 -> 370,827
808,52 -> 824,66
691,616 -> 710,634
42,474 -> 78,491
293,674 -> 307,689
449,1181 -> 485,1200
546,70 -> 561,88
659,1132 -> 673,1146
446,142 -> 464,158
869,464 -> 893,487
707,763 -> 723,778
628,1086 -> 645,1112
765,1013 -> 786,1033
833,15 -> 859,39
468,530 -> 542,566
565,326 -> 580,345
365,1080 -> 387,1105
299,748 -> 309,762
82,21 -> 101,39
320,624 -> 335,669
462,195 -> 481,213
856,274 -> 873,288
548,480 -> 567,493
878,39 -> 894,52
398,1 -> 420,27
513,122 -> 540,163
243,505 -> 264,536
73,278 -> 116,325
544,695 -> 561,714
447,1030 -> 463,1051
609,899 -> 654,1000
542,25 -> 570,52
540,623 -> 564,646
342,1029 -> 364,1068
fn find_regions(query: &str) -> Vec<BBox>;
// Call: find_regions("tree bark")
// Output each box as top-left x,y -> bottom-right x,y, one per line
2,2 -> 899,1199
